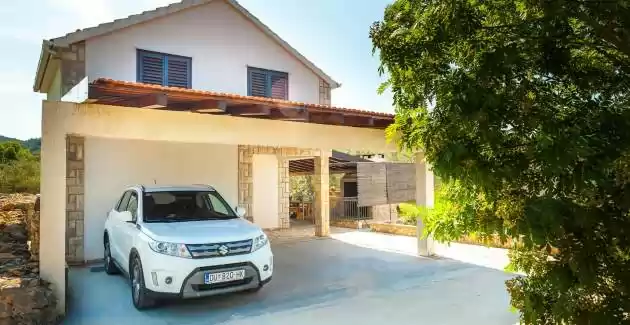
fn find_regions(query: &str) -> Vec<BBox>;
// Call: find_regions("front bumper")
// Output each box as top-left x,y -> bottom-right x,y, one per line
141,244 -> 273,298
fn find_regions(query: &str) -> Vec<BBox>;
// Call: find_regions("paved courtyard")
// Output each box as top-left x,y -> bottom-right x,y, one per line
63,229 -> 519,325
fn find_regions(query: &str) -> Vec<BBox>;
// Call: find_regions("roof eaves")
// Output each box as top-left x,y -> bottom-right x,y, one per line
50,0 -> 212,46
33,40 -> 54,92
91,78 -> 394,118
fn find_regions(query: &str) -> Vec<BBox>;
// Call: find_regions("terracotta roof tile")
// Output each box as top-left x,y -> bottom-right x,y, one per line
92,78 -> 394,119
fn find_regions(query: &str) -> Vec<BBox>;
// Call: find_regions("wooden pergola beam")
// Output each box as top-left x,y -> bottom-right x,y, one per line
309,112 -> 345,125
227,105 -> 271,116
193,100 -> 227,113
86,81 -> 395,129
270,107 -> 309,121
345,115 -> 374,127
116,93 -> 168,109
373,118 -> 392,128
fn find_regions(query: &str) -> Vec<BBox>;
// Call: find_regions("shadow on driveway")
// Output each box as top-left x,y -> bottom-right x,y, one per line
63,237 -> 519,325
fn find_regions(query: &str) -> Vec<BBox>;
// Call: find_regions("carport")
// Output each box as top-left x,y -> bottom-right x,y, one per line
39,80 -> 436,313
62,230 -> 518,325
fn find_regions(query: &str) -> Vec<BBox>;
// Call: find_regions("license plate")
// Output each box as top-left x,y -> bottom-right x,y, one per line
204,270 -> 246,284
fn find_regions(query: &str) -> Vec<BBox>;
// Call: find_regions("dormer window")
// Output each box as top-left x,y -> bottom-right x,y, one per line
247,67 -> 288,99
137,50 -> 192,89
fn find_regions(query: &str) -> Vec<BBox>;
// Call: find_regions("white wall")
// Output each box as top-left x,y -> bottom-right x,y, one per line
85,0 -> 321,104
252,154 -> 279,228
60,77 -> 88,103
49,102 -> 393,152
83,137 -> 238,260
46,68 -> 61,101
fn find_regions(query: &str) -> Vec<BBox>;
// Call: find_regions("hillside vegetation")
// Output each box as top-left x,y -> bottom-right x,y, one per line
0,136 -> 41,153
0,140 -> 40,193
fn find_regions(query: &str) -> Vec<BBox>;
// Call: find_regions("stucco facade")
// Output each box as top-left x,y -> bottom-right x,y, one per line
40,101 -> 395,312
84,0 -> 322,104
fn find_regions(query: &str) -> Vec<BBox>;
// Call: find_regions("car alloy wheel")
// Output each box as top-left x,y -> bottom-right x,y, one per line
103,241 -> 118,275
130,256 -> 154,309
132,262 -> 141,303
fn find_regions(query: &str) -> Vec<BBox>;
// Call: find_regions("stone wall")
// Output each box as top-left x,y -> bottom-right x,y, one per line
238,145 -> 320,229
313,153 -> 330,236
369,223 -> 417,237
0,194 -> 58,325
371,204 -> 399,223
60,42 -> 86,98
66,136 -> 85,264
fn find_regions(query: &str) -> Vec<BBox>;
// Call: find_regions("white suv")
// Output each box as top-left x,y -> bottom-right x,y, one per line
103,185 -> 273,309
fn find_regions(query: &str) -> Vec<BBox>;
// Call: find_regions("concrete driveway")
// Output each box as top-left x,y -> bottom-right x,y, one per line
63,232 -> 519,325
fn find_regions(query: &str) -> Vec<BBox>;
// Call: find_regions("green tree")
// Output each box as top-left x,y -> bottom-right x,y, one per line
0,141 -> 32,163
290,175 -> 314,202
0,142 -> 39,193
371,1 -> 630,324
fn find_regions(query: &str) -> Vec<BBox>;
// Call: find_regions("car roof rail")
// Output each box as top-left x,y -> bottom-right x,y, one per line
193,184 -> 214,190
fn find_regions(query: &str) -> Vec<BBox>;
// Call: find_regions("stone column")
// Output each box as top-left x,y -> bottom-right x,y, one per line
66,136 -> 84,264
278,158 -> 291,229
314,151 -> 331,237
416,152 -> 435,256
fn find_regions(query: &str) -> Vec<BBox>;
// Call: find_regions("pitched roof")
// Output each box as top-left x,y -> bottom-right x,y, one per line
35,0 -> 340,91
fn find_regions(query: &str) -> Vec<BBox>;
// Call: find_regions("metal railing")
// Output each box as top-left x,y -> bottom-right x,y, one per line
330,196 -> 372,221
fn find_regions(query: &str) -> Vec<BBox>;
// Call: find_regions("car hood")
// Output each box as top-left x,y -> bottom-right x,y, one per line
141,218 -> 263,244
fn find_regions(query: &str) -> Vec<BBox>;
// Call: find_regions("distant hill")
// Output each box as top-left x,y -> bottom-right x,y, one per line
0,136 -> 41,153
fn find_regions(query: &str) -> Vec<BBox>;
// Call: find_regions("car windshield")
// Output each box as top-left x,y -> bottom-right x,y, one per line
142,190 -> 237,223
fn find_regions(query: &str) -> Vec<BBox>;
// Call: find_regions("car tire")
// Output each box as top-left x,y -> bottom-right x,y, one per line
104,239 -> 118,275
130,255 -> 155,310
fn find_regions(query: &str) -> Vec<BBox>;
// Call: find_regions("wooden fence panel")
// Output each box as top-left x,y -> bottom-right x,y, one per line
386,163 -> 416,204
357,163 -> 387,207
356,162 -> 416,206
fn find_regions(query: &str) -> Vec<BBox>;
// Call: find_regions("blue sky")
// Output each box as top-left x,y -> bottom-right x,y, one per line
0,0 -> 393,140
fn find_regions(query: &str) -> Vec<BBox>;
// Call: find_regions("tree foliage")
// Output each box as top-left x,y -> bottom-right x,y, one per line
0,141 -> 32,164
371,0 -> 630,323
0,142 -> 40,193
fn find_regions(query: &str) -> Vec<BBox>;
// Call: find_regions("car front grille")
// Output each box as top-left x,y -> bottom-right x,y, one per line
186,239 -> 253,258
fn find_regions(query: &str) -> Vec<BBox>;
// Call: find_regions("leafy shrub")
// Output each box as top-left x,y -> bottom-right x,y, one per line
0,142 -> 40,194
398,202 -> 426,225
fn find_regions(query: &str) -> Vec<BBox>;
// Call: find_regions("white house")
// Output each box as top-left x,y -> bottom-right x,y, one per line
32,0 -> 434,313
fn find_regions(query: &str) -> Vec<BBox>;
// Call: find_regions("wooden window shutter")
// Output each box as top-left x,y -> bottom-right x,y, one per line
270,72 -> 288,99
248,67 -> 288,99
137,50 -> 192,88
166,56 -> 191,88
138,51 -> 164,85
248,69 -> 267,97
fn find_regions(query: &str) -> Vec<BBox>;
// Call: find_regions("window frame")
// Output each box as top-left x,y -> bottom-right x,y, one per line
205,191 -> 232,216
116,191 -> 133,212
247,66 -> 289,99
137,49 -> 192,89
125,191 -> 139,223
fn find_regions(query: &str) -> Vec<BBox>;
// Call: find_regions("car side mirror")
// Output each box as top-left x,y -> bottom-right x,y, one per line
119,211 -> 134,223
234,206 -> 246,218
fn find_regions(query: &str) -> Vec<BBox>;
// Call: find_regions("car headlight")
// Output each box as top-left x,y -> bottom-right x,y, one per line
148,239 -> 191,258
251,233 -> 269,252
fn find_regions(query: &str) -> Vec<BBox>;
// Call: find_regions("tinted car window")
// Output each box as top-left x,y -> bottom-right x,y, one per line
143,191 -> 236,223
